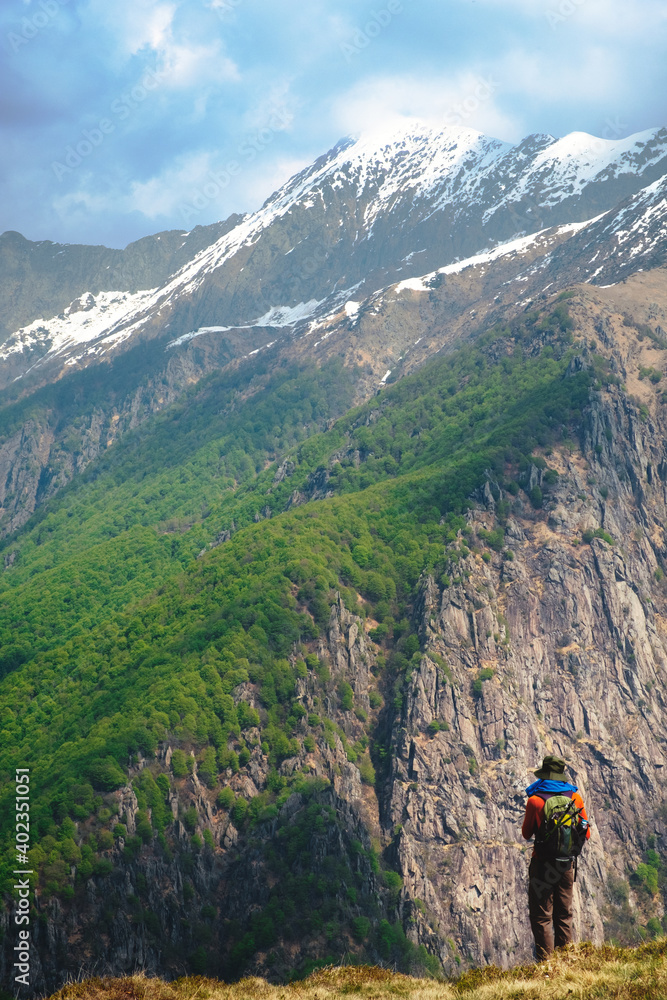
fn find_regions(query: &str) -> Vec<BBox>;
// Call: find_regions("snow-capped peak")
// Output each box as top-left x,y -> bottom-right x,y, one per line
3,122 -> 666,384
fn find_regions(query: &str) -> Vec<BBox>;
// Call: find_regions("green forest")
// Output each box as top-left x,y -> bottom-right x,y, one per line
0,298 -> 604,976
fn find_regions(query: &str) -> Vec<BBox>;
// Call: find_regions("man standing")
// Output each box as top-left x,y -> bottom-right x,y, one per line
522,754 -> 591,960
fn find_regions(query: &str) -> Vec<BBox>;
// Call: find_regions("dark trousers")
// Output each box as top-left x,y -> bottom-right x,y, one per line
528,856 -> 574,960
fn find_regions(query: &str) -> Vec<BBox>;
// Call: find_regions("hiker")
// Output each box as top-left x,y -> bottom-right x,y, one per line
522,754 -> 591,961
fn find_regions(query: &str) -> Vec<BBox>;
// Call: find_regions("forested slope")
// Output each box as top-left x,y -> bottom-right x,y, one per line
0,296 -> 617,989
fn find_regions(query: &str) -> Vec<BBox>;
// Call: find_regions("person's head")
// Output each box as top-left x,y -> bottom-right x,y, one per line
533,754 -> 568,780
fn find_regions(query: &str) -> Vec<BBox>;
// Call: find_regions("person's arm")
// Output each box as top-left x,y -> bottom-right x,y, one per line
522,797 -> 540,840
574,793 -> 591,839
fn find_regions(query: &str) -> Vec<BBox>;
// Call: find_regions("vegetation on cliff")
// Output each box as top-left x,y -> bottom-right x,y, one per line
0,300 -> 624,977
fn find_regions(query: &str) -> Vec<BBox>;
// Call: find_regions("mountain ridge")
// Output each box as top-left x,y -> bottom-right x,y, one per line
2,122 -> 666,390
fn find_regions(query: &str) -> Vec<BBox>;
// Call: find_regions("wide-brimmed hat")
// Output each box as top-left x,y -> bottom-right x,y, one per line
533,754 -> 568,781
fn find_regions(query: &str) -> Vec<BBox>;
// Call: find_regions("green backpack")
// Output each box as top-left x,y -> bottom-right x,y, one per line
535,793 -> 587,860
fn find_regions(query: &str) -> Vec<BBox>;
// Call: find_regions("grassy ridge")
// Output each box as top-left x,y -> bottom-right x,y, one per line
43,941 -> 667,1000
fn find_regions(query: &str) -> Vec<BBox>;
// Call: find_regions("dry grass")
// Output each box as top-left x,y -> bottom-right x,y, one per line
46,940 -> 667,1000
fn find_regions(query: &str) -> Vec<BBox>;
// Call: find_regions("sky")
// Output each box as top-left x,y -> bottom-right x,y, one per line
1,0 -> 666,248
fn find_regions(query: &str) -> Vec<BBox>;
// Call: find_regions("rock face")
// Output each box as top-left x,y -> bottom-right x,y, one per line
0,222 -> 238,339
383,379 -> 667,971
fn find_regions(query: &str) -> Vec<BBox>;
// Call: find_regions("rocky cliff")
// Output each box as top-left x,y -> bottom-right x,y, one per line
382,317 -> 667,969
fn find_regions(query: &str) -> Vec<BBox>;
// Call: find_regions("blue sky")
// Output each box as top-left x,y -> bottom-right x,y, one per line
2,0 -> 666,248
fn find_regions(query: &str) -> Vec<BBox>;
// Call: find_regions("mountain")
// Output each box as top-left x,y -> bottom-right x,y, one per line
1,122 -> 667,993
0,124 -> 666,540
2,123 -> 667,387
0,222 -> 240,342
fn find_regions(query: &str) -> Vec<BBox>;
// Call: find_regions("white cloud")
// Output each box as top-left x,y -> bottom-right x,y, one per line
241,81 -> 297,134
82,0 -> 239,87
329,72 -> 522,143
578,0 -> 667,41
125,152 -> 217,218
83,0 -> 176,59
470,0 -> 667,40
495,45 -> 624,107
328,38 -> 639,153
51,152 -> 214,226
133,2 -> 174,55
158,40 -> 239,88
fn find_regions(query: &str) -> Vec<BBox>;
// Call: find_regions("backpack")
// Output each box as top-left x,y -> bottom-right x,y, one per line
535,792 -> 587,860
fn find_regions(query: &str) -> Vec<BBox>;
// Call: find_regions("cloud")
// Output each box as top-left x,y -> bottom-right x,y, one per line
159,40 -> 239,88
125,152 -> 216,219
494,45 -> 625,108
80,0 -> 239,87
329,72 -> 521,143
81,0 -> 176,60
552,0 -> 667,39
51,151 -> 216,225
240,81 -> 297,134
473,0 -> 667,43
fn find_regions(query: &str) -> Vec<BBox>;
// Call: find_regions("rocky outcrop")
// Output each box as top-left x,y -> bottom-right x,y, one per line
381,381 -> 667,972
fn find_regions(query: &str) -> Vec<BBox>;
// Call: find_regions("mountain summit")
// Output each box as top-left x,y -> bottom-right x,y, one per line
2,124 -> 667,388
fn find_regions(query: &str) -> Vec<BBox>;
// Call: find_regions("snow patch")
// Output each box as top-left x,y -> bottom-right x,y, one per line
252,300 -> 323,328
165,301 -> 324,351
0,288 -> 159,367
394,216 -> 604,296
167,326 -> 234,349
248,341 -> 276,357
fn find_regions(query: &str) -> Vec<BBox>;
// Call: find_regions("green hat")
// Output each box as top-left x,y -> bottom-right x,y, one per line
533,754 -> 568,781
